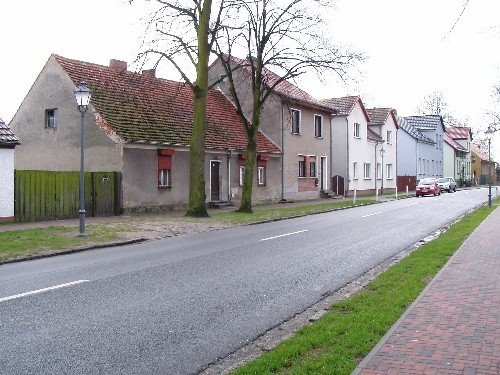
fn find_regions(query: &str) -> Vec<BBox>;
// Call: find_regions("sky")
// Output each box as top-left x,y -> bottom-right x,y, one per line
0,0 -> 499,160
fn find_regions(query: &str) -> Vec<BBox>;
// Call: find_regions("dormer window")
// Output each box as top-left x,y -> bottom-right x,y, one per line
45,108 -> 58,128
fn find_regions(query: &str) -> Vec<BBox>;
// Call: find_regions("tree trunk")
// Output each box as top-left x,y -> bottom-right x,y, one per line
186,0 -> 212,218
238,128 -> 257,213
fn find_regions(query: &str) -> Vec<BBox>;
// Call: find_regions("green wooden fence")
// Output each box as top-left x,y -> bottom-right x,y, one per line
14,170 -> 122,222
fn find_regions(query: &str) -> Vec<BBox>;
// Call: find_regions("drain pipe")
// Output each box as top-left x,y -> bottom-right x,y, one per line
280,103 -> 285,202
227,149 -> 232,203
345,116 -> 349,196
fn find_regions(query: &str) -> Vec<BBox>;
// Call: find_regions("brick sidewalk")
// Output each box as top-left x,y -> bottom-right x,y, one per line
354,207 -> 500,375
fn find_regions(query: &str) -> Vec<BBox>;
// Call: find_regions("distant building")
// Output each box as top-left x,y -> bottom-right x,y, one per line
0,117 -> 20,222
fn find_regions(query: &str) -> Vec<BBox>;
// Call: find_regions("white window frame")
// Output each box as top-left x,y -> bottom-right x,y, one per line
291,108 -> 301,134
363,162 -> 371,179
314,114 -> 323,138
239,165 -> 245,186
309,160 -> 317,177
354,123 -> 361,138
258,166 -> 266,186
386,130 -> 392,144
353,162 -> 358,179
158,169 -> 171,188
386,164 -> 393,179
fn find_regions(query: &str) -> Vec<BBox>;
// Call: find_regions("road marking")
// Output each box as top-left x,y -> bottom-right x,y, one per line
0,280 -> 89,303
361,212 -> 382,218
261,230 -> 308,241
405,203 -> 419,207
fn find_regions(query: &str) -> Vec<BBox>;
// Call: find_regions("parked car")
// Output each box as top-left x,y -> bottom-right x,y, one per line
437,177 -> 457,193
416,178 -> 441,197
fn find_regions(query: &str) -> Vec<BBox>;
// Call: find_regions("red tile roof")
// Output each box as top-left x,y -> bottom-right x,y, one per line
321,96 -> 370,122
471,143 -> 493,162
53,54 -> 280,153
224,56 -> 334,113
367,127 -> 383,142
446,126 -> 472,140
366,108 -> 399,129
0,117 -> 19,146
444,132 -> 466,152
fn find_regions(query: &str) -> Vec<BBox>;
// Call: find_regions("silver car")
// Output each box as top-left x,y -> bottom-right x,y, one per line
437,177 -> 456,193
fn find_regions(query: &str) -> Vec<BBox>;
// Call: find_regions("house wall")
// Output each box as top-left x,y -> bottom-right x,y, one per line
330,116 -> 348,191
471,150 -> 482,183
397,129 -> 417,177
455,138 -> 472,181
0,148 -> 15,221
378,115 -> 398,191
417,127 -> 444,180
10,56 -> 122,172
443,142 -> 456,178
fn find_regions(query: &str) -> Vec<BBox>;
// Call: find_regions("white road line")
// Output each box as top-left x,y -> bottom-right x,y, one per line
361,212 -> 382,218
405,203 -> 419,207
261,230 -> 308,242
0,280 -> 89,303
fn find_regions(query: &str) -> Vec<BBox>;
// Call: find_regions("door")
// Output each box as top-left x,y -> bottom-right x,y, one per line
320,156 -> 327,191
210,161 -> 221,201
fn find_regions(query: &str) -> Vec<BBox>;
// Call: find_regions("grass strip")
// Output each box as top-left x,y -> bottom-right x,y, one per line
233,199 -> 499,374
0,225 -> 127,262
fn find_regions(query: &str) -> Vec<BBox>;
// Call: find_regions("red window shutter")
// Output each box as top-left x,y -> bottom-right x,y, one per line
238,154 -> 246,167
257,155 -> 269,167
158,155 -> 172,169
158,149 -> 176,156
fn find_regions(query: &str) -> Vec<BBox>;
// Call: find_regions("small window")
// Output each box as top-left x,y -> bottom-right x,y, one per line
158,169 -> 171,187
386,130 -> 392,144
386,164 -> 393,179
353,162 -> 358,179
239,166 -> 245,186
298,158 -> 306,177
354,123 -> 360,138
291,109 -> 301,134
46,108 -> 58,128
309,161 -> 316,177
314,115 -> 323,138
258,166 -> 266,186
363,162 -> 371,179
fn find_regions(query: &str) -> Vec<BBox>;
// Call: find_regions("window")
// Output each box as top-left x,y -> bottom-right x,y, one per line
309,161 -> 316,177
298,158 -> 306,177
436,134 -> 438,149
386,130 -> 392,144
353,162 -> 358,179
386,164 -> 393,179
45,108 -> 58,128
158,169 -> 171,187
354,123 -> 360,138
363,163 -> 371,179
239,166 -> 245,186
291,109 -> 301,134
258,166 -> 266,186
314,115 -> 323,138
377,162 -> 381,179
158,149 -> 175,188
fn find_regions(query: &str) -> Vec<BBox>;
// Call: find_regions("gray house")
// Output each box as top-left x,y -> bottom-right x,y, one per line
10,54 -> 280,220
0,117 -> 20,222
396,115 -> 445,190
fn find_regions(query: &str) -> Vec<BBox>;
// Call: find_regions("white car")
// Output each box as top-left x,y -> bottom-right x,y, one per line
437,177 -> 457,193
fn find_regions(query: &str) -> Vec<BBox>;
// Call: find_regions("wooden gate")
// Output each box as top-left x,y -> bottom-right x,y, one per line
331,175 -> 345,196
14,170 -> 122,222
396,175 -> 416,192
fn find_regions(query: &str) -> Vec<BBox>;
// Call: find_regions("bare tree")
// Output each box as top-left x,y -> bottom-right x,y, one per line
213,0 -> 362,213
133,0 -> 227,217
417,91 -> 469,127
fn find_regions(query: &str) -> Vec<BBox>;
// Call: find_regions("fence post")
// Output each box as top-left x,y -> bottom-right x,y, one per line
395,186 -> 398,199
406,185 -> 409,196
353,189 -> 357,205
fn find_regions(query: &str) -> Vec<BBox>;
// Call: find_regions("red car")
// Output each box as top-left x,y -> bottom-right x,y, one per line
416,178 -> 441,197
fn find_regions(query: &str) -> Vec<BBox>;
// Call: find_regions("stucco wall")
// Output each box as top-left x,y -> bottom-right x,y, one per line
10,56 -> 122,172
455,138 -> 472,181
379,116 -> 398,190
417,126 -> 444,180
443,142 -> 456,178
0,148 -> 15,220
397,130 -> 417,177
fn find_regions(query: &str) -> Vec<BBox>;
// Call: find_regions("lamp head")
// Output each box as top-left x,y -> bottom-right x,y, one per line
74,82 -> 91,109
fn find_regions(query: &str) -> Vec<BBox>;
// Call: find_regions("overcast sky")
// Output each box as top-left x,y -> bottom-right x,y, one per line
1,0 -> 499,159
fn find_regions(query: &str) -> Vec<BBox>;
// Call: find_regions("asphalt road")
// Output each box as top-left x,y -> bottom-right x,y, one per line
0,188 -> 490,374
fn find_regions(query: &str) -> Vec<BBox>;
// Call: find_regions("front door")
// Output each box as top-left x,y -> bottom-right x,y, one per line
210,161 -> 221,201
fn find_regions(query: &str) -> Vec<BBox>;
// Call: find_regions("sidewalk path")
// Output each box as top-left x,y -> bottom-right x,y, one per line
354,207 -> 500,375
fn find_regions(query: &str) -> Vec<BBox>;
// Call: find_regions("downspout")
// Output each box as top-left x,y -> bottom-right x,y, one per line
329,114 -> 334,192
374,141 -> 380,192
227,149 -> 232,203
345,117 -> 349,196
280,103 -> 285,202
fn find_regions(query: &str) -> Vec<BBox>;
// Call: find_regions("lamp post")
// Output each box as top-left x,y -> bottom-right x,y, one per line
486,125 -> 494,207
380,147 -> 385,195
74,82 -> 92,235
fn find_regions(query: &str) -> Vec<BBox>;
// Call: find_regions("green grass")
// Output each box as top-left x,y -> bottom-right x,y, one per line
212,197 -> 377,225
233,199 -> 499,375
0,224 -> 127,262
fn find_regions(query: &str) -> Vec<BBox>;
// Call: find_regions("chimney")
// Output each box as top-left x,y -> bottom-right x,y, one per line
142,68 -> 156,78
109,59 -> 127,71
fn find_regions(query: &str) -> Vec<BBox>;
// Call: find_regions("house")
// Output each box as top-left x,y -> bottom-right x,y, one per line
209,56 -> 335,201
445,126 -> 473,184
471,144 -> 497,185
0,117 -> 20,222
443,132 -> 468,183
397,115 -> 445,189
321,96 -> 380,195
366,108 -> 399,193
9,54 -> 280,220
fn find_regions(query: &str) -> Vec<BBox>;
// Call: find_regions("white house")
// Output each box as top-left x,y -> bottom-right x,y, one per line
443,132 -> 467,181
445,126 -> 473,184
0,117 -> 20,222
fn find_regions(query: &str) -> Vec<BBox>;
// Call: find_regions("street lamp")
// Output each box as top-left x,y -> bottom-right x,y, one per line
379,147 -> 385,195
486,125 -> 494,207
74,82 -> 91,235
